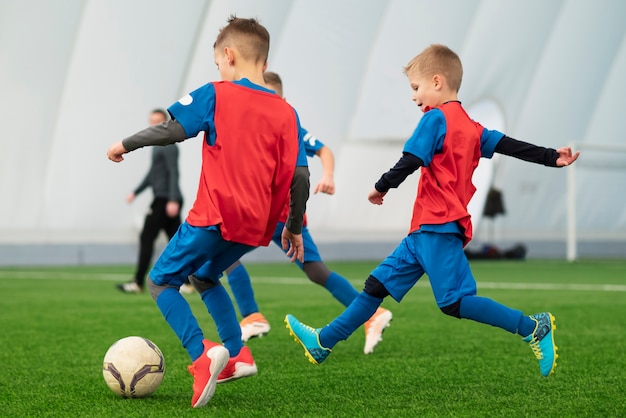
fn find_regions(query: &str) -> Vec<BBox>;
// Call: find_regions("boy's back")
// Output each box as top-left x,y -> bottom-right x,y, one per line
106,15 -> 311,409
188,80 -> 300,246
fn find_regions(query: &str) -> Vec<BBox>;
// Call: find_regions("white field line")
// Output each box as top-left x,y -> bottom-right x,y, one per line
0,271 -> 625,292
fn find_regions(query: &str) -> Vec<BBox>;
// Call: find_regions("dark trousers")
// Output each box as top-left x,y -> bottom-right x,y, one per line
134,197 -> 182,287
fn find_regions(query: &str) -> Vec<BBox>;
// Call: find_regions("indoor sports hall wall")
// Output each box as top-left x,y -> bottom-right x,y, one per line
1,0 -> 625,265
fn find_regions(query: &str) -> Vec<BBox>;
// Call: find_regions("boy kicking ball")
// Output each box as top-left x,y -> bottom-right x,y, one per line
108,16 -> 310,407
285,44 -> 579,378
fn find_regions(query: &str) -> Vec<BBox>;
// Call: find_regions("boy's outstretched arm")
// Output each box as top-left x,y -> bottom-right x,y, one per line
494,136 -> 579,167
106,119 -> 187,162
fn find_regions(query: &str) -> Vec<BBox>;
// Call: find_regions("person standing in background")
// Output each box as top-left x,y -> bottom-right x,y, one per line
116,109 -> 192,294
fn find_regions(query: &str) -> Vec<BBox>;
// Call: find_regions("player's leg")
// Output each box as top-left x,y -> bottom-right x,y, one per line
117,199 -> 164,293
291,226 -> 393,354
148,224 -> 229,359
148,223 -> 237,406
302,261 -> 358,304
138,198 -> 169,287
286,237 -> 420,363
224,261 -> 270,341
425,232 -> 557,377
188,273 -> 258,384
272,223 -> 360,306
224,261 -> 258,317
190,246 -> 258,383
193,257 -> 269,341
163,208 -> 193,293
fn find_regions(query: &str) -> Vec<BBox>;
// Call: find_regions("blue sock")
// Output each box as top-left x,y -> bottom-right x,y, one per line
319,292 -> 382,349
227,264 -> 258,317
324,271 -> 360,307
458,295 -> 524,334
201,284 -> 243,357
155,287 -> 204,361
517,315 -> 536,337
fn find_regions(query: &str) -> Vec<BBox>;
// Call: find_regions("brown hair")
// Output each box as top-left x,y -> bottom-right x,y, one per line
263,71 -> 283,96
403,44 -> 463,92
214,15 -> 270,64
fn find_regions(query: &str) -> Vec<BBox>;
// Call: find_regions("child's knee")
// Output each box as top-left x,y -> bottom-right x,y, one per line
363,275 -> 390,299
148,278 -> 168,301
302,261 -> 330,286
440,300 -> 461,318
188,274 -> 221,293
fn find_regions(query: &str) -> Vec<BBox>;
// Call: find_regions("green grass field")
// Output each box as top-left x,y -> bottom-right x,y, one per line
0,260 -> 624,417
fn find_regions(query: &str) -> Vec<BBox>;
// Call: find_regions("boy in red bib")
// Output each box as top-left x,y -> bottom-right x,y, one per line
286,44 -> 579,379
107,16 -> 309,408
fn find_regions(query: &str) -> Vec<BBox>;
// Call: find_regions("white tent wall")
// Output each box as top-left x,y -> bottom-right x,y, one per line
0,0 -> 624,265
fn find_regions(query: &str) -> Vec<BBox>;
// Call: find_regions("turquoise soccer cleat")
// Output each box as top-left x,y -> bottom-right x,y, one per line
523,312 -> 558,377
284,314 -> 331,364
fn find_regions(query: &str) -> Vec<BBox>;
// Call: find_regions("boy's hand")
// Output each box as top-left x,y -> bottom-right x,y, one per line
166,201 -> 180,218
281,227 -> 304,263
556,147 -> 580,167
368,189 -> 387,205
107,141 -> 128,162
313,175 -> 335,195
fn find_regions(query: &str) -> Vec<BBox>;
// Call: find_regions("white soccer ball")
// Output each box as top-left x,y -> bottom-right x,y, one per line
102,336 -> 165,398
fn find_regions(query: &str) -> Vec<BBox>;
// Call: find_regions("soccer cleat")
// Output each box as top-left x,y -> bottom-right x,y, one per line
284,314 -> 331,365
115,281 -> 143,294
179,283 -> 195,294
523,312 -> 558,377
217,346 -> 258,384
187,340 -> 229,408
240,312 -> 271,342
363,307 -> 393,354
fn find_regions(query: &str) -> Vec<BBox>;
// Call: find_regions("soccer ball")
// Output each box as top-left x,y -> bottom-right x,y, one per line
102,336 -> 165,398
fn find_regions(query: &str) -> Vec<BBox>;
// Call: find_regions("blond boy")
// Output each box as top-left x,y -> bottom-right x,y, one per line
286,44 -> 579,379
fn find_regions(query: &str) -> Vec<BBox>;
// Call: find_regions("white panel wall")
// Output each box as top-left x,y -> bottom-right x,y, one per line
493,1 -> 626,242
1,0 -> 206,243
0,0 -> 85,234
0,0 -> 624,260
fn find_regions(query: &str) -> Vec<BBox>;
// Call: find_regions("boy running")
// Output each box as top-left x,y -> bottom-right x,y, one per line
285,44 -> 579,378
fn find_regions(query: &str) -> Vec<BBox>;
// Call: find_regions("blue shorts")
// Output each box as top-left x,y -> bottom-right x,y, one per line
150,222 -> 254,287
371,231 -> 476,307
271,223 -> 322,268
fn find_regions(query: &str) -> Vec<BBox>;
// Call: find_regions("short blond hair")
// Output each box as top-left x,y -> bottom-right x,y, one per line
214,15 -> 270,64
403,44 -> 463,92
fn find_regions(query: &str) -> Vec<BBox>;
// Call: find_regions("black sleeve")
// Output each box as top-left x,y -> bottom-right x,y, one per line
122,119 -> 187,152
494,136 -> 559,167
285,166 -> 310,234
374,152 -> 424,193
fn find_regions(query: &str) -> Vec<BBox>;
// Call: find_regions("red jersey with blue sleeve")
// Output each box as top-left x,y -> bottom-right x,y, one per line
403,101 -> 503,246
168,79 -> 308,247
